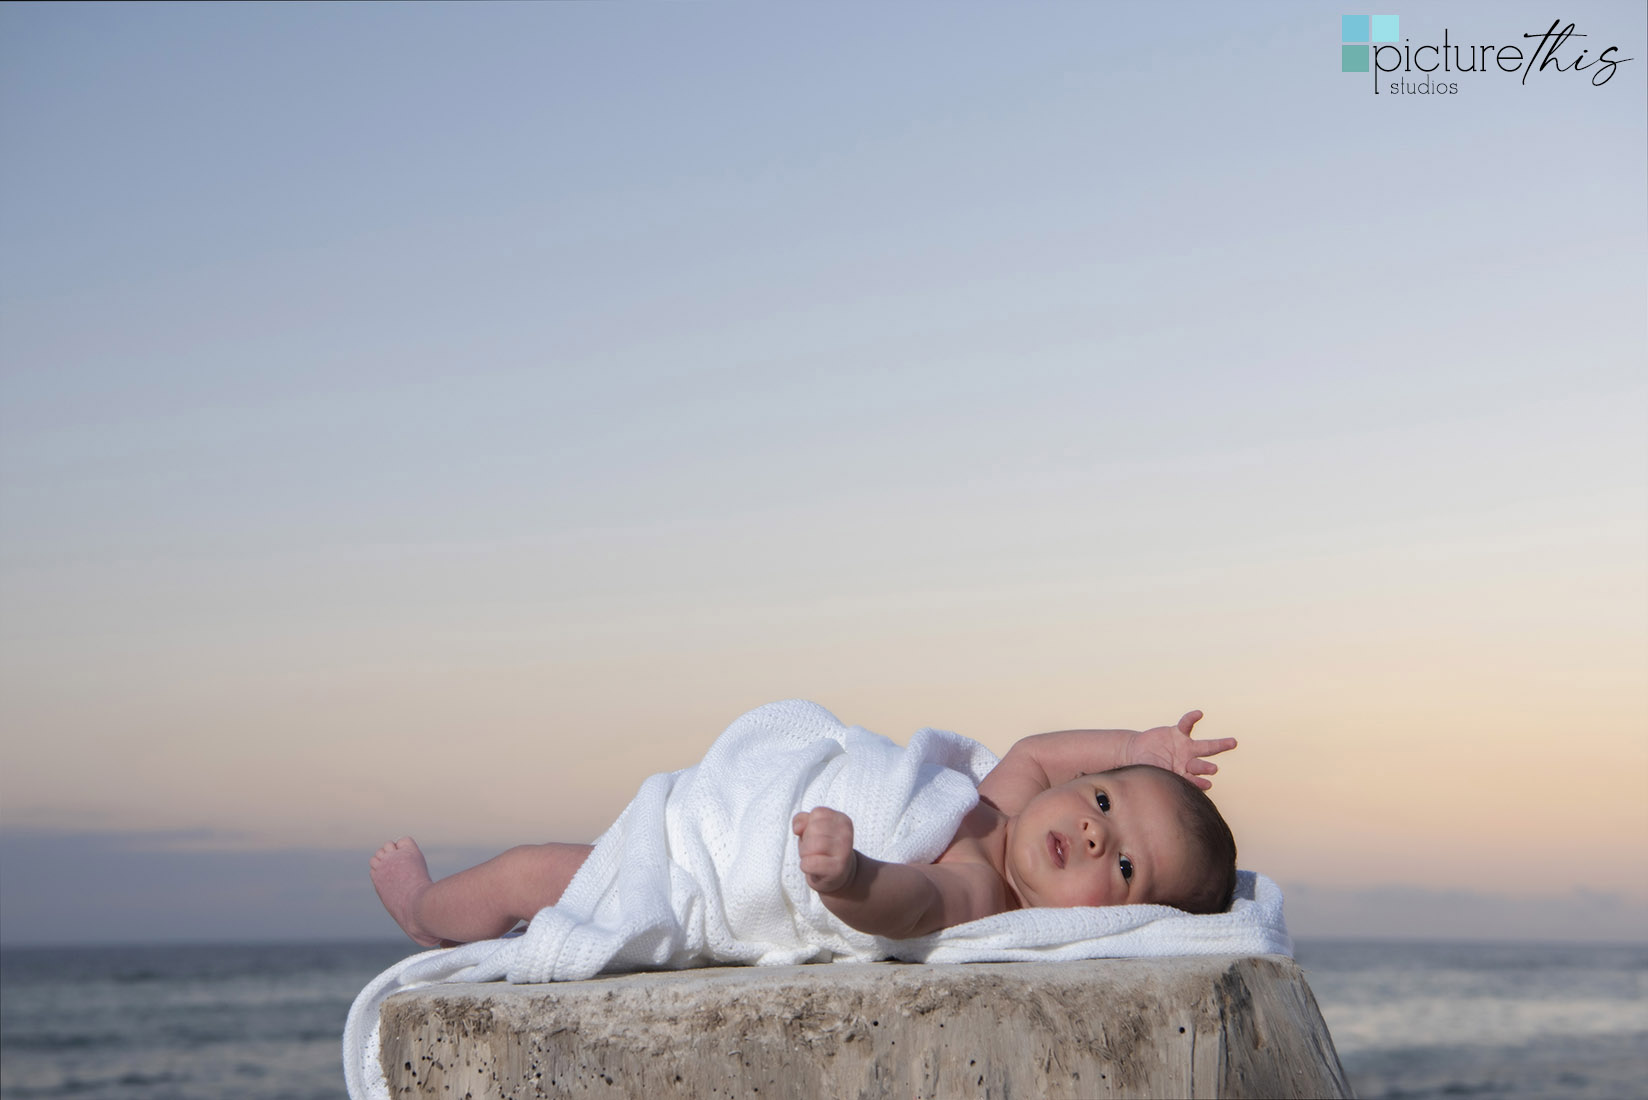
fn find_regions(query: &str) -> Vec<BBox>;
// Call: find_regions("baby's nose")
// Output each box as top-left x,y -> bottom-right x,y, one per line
1080,818 -> 1108,857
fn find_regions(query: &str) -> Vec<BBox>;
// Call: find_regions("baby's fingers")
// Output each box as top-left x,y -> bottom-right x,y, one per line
1191,736 -> 1238,756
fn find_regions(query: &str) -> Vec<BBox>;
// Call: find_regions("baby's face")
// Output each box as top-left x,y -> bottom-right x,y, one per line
1003,767 -> 1199,910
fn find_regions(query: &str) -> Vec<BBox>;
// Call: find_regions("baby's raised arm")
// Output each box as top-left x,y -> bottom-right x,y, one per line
791,808 -> 1003,938
977,711 -> 1235,816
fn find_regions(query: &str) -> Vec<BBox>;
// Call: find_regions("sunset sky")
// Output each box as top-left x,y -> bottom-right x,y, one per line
2,1 -> 1644,944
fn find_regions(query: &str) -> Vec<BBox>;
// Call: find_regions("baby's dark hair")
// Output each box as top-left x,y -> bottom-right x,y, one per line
1112,764 -> 1238,915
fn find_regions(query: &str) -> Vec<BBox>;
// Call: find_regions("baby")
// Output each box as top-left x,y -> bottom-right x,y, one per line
370,710 -> 1237,948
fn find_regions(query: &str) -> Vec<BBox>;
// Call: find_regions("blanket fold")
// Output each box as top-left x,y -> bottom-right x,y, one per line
343,700 -> 1292,1100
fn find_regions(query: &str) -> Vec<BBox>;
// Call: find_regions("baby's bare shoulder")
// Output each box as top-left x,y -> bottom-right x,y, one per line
926,805 -> 1015,923
933,803 -> 1005,864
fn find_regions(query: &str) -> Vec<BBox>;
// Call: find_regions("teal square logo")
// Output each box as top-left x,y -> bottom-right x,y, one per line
1343,15 -> 1396,72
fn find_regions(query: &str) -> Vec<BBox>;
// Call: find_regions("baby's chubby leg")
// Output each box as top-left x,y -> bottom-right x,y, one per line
370,837 -> 592,947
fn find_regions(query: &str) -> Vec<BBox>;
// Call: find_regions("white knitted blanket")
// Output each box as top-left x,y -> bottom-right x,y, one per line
343,700 -> 1292,1099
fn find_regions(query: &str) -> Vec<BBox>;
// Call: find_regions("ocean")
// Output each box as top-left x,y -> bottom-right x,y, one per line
1,938 -> 1644,1099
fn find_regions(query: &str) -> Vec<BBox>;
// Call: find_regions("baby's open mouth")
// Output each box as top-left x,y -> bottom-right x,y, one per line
1046,831 -> 1068,868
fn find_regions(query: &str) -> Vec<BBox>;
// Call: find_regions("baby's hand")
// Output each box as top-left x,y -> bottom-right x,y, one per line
1127,710 -> 1237,790
792,807 -> 858,894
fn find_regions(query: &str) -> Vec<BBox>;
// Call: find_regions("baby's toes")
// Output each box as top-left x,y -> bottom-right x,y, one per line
371,838 -> 407,868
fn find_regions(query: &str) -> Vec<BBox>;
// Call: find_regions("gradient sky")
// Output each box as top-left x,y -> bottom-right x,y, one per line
2,2 -> 1644,944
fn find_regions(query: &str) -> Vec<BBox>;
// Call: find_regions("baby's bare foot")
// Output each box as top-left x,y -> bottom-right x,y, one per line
370,837 -> 442,947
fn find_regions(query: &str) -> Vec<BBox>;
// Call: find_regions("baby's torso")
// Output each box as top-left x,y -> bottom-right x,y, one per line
931,800 -> 1019,918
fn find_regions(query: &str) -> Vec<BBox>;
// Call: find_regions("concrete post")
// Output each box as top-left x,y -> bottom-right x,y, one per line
379,955 -> 1351,1098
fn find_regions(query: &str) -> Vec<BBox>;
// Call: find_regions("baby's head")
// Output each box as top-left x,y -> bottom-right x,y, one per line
1117,765 -> 1238,914
1004,764 -> 1238,915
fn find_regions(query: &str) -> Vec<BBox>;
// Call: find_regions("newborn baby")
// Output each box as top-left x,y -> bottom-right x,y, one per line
371,708 -> 1237,947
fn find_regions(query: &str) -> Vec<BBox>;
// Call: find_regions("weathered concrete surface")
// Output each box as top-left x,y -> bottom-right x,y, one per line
379,955 -> 1351,1099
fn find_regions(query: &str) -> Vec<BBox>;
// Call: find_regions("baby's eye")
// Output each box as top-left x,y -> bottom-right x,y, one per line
1095,792 -> 1111,813
1119,856 -> 1134,882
